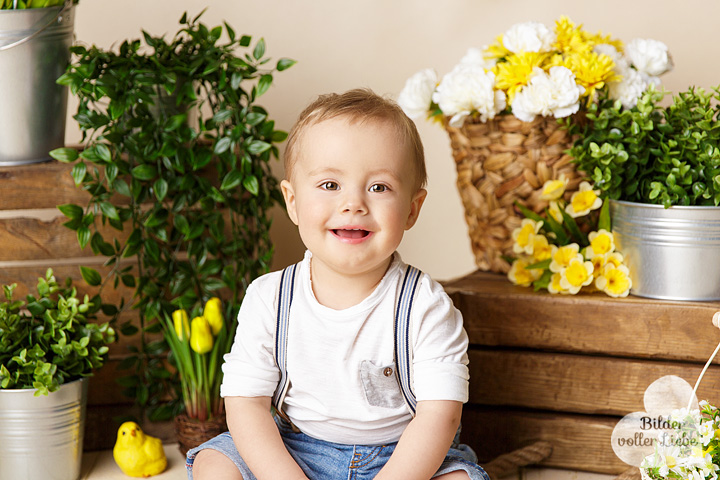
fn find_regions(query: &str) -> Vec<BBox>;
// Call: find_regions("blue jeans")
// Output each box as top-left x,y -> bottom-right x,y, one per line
186,417 -> 489,480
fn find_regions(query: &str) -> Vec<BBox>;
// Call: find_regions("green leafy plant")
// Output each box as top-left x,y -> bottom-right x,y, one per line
568,85 -> 720,207
50,11 -> 294,419
0,269 -> 116,396
1,0 -> 73,9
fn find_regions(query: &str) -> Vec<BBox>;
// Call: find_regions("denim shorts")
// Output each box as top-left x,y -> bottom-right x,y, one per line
186,416 -> 490,480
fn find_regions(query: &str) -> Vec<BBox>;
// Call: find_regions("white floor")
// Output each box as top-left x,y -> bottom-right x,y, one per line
80,444 -> 618,480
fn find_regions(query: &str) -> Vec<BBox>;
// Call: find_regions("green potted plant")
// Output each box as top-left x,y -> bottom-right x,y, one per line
50,11 -> 294,422
0,268 -> 116,479
568,85 -> 720,300
0,0 -> 77,165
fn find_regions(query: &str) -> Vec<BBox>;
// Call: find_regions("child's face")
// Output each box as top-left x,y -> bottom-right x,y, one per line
281,116 -> 426,279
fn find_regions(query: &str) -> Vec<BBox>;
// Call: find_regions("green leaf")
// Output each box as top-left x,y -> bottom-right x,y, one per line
77,227 -> 91,249
49,148 -> 79,163
256,74 -> 273,97
99,201 -> 120,221
598,199 -> 611,232
71,162 -> 87,186
131,164 -> 158,181
80,266 -> 102,286
253,38 -> 266,60
96,144 -> 112,162
247,140 -> 271,154
154,178 -> 168,202
214,137 -> 232,155
57,204 -> 84,220
220,170 -> 243,191
276,58 -> 296,71
243,175 -> 259,196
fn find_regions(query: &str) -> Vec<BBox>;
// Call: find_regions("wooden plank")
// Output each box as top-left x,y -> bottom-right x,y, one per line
445,271 -> 720,362
0,160 -> 91,210
85,404 -> 176,451
469,349 -> 720,416
462,406 -> 626,474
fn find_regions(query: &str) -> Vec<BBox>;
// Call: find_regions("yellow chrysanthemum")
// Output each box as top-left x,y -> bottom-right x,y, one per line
540,175 -> 569,201
566,181 -> 602,218
494,51 -> 549,103
531,234 -> 556,262
548,200 -> 564,224
547,272 -> 570,295
562,50 -> 619,102
553,16 -> 592,55
583,30 -> 624,53
587,229 -> 615,257
484,34 -> 510,59
595,264 -> 632,298
559,257 -> 594,294
549,243 -> 581,273
508,257 -> 542,287
512,218 -> 543,255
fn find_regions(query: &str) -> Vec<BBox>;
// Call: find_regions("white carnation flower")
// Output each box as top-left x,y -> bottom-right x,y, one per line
608,64 -> 649,109
433,64 -> 506,127
397,69 -> 438,120
503,21 -> 556,53
510,66 -> 584,122
626,38 -> 673,76
459,47 -> 496,69
594,43 -> 628,69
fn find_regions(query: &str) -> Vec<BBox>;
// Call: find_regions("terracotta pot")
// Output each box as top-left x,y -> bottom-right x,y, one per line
174,412 -> 228,456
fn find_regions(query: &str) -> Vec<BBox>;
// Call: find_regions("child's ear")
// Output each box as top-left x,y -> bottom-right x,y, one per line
281,180 -> 300,226
404,188 -> 427,230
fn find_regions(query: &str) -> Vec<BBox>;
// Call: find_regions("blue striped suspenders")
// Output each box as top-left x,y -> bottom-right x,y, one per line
270,262 -> 423,418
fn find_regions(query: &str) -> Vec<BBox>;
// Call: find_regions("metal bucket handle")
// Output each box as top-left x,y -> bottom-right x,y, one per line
0,0 -> 73,52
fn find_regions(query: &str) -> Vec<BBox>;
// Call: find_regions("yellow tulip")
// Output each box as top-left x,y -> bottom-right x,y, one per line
190,316 -> 214,354
203,297 -> 223,336
172,309 -> 190,341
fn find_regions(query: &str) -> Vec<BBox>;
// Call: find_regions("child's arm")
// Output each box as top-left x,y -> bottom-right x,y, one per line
374,400 -> 463,480
225,396 -> 309,480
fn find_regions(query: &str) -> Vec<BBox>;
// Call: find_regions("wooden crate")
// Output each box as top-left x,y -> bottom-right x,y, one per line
444,271 -> 720,474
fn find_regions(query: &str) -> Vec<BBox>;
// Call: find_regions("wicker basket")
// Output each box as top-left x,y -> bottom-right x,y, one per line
445,114 -> 582,273
174,412 -> 227,455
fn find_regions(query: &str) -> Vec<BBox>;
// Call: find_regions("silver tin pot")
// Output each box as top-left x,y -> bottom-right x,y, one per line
0,4 -> 75,166
610,200 -> 720,301
0,378 -> 87,480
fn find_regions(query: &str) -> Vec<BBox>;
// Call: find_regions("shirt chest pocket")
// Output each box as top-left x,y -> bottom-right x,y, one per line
359,360 -> 404,409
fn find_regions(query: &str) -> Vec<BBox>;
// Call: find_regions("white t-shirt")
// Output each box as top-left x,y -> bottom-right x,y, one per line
221,251 -> 469,445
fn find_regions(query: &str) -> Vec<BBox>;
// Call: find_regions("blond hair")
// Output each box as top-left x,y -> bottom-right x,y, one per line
284,88 -> 427,190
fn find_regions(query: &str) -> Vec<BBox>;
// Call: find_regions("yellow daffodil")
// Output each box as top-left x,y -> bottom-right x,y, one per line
549,243 -> 581,272
548,200 -> 564,224
559,257 -> 594,294
190,316 -> 214,354
540,175 -> 569,201
595,264 -> 632,298
531,235 -> 556,262
547,272 -> 570,294
203,297 -> 224,336
553,16 -> 592,55
561,50 -> 619,102
172,309 -> 190,341
512,218 -> 543,255
565,181 -> 602,218
587,229 -> 615,258
508,257 -> 542,287
493,51 -> 548,103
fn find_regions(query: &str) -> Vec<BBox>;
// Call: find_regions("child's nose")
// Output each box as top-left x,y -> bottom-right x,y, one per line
340,190 -> 368,214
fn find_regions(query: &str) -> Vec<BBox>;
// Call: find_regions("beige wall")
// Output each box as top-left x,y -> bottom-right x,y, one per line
67,0 -> 720,280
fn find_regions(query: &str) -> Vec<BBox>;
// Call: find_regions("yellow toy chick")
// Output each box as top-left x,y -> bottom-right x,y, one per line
113,421 -> 167,477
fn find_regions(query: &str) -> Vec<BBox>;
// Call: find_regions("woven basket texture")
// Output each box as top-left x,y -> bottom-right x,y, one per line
445,114 -> 582,273
174,412 -> 227,455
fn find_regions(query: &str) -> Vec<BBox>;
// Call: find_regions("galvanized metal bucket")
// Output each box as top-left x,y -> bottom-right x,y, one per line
0,378 -> 87,480
0,3 -> 74,166
610,200 -> 720,301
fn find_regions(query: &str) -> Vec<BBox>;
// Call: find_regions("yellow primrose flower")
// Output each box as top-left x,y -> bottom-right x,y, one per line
548,200 -> 564,224
540,175 -> 569,201
532,235 -> 555,262
203,297 -> 224,336
508,257 -> 542,287
512,218 -> 543,255
494,51 -> 548,103
190,316 -> 214,354
590,255 -> 606,279
553,16 -> 592,55
561,50 -> 619,102
605,252 -> 624,268
595,264 -> 632,298
172,309 -> 190,341
549,243 -> 581,272
566,181 -> 602,218
587,229 -> 615,257
559,257 -> 594,294
547,272 -> 571,295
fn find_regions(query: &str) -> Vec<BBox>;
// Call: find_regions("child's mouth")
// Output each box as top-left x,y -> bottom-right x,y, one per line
332,228 -> 371,240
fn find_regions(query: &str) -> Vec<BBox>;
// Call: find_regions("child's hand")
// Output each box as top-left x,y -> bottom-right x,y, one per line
713,311 -> 720,329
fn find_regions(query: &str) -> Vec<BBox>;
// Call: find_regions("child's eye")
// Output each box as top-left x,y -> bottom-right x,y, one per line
320,181 -> 339,191
369,184 -> 388,193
